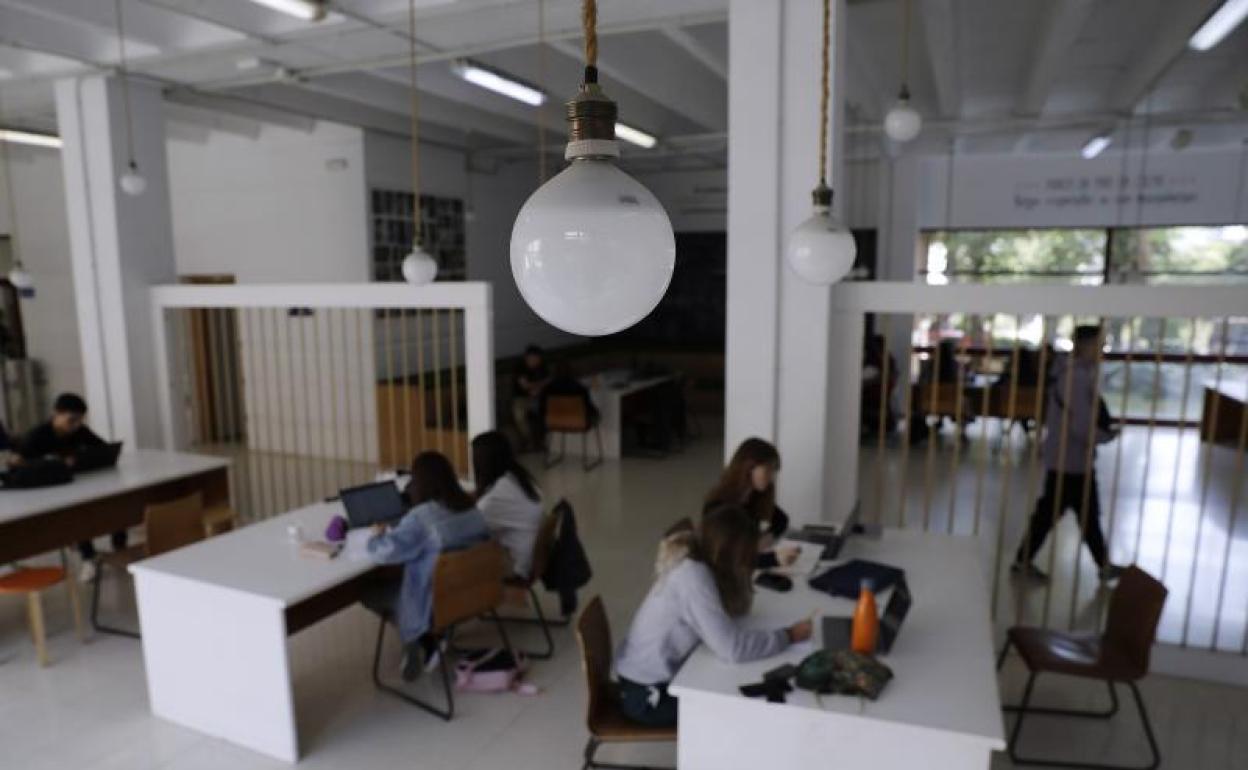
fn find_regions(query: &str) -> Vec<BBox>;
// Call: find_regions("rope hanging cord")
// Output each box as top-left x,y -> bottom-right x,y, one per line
537,0 -> 548,183
114,0 -> 137,167
583,0 -> 598,81
818,0 -> 830,186
408,0 -> 422,244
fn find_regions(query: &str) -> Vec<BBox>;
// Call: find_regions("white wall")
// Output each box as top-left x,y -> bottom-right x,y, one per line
168,121 -> 370,282
0,146 -> 84,403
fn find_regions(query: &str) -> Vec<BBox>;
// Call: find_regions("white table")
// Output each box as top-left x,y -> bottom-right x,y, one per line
130,501 -> 378,763
561,372 -> 675,460
669,530 -> 1006,770
0,450 -> 230,563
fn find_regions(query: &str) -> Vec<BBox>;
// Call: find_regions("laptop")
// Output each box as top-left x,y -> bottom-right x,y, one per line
339,480 -> 407,528
793,504 -> 861,561
821,576 -> 913,655
73,441 -> 123,473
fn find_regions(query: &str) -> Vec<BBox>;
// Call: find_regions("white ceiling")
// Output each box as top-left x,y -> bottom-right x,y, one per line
0,0 -> 1245,167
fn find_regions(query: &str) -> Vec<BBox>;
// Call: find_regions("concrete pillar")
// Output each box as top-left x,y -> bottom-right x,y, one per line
55,75 -> 176,449
726,0 -> 853,526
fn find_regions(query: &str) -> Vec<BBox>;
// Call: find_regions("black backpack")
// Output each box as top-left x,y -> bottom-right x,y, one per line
2,458 -> 73,489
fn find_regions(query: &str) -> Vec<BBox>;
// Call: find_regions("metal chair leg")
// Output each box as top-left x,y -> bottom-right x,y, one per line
90,559 -> 139,639
583,426 -> 604,470
546,432 -> 567,468
371,617 -> 454,721
1005,672 -> 1158,769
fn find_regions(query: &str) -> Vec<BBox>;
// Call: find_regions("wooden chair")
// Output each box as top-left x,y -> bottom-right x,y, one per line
201,505 -> 239,537
997,566 -> 1168,770
499,505 -> 565,659
576,596 -> 676,770
371,540 -> 515,721
92,491 -> 206,638
546,395 -> 604,470
0,551 -> 85,666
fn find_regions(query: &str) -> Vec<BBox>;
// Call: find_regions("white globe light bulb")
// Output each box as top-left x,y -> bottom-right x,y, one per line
120,163 -> 147,196
786,189 -> 857,285
510,155 -> 675,336
401,245 -> 438,285
884,96 -> 922,143
8,262 -> 34,296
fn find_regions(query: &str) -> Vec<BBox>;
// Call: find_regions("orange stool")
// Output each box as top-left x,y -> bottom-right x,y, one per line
0,562 -> 85,667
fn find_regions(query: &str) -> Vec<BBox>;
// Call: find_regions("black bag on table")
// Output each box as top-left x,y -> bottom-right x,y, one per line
2,458 -> 73,489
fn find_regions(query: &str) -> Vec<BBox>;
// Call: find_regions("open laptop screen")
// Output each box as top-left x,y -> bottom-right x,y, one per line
339,481 -> 407,528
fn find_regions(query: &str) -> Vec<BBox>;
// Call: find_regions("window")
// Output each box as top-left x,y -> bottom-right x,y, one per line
921,229 -> 1106,285
1109,225 -> 1248,284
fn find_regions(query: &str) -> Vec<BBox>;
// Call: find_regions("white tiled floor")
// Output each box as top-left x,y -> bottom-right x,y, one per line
2,433 -> 1246,769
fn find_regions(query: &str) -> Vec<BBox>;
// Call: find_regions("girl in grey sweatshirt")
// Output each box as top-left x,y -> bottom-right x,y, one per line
613,507 -> 811,726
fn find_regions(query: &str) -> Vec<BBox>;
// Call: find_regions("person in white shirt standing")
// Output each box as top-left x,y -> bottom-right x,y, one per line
472,431 -> 544,578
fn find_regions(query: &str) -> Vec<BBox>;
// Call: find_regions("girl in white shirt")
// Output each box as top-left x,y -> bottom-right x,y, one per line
472,431 -> 545,578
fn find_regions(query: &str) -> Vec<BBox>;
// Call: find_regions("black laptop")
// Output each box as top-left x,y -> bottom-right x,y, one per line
822,575 -> 913,655
793,505 -> 861,561
73,441 -> 123,473
339,480 -> 407,528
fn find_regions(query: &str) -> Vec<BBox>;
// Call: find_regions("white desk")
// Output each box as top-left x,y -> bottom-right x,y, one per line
130,501 -> 378,763
0,450 -> 230,563
562,373 -> 675,460
669,530 -> 1005,770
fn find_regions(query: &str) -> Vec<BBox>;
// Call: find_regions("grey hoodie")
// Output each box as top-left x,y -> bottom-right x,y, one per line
614,532 -> 790,686
1044,355 -> 1115,474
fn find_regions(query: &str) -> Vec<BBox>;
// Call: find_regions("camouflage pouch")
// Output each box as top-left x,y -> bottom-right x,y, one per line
794,649 -> 894,700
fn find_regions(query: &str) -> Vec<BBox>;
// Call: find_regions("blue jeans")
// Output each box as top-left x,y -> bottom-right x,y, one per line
617,677 -> 677,727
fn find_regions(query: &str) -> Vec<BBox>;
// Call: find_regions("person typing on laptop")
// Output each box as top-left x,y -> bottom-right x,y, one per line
16,393 -> 122,581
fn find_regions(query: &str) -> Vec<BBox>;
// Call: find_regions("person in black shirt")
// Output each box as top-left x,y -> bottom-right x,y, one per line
703,438 -> 800,570
511,345 -> 551,451
18,393 -> 124,580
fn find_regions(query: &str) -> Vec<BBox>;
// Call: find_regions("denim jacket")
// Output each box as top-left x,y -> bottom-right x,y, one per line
367,500 -> 490,642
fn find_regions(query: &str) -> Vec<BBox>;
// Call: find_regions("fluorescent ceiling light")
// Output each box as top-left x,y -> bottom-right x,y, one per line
1081,133 -> 1111,159
245,0 -> 327,22
0,129 -> 62,149
1189,0 -> 1248,51
452,60 -> 545,106
614,122 -> 657,149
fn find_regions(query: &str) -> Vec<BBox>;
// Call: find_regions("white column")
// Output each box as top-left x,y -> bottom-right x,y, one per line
726,0 -> 851,526
55,75 -> 177,449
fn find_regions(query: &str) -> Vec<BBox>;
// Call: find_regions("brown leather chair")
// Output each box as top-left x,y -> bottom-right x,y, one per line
576,596 -> 675,770
92,492 -> 206,638
499,507 -> 564,659
370,540 -> 514,721
997,566 -> 1167,770
546,394 -> 604,470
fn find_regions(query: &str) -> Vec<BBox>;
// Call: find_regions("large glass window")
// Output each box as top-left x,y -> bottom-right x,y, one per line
921,229 -> 1106,285
1109,225 -> 1248,284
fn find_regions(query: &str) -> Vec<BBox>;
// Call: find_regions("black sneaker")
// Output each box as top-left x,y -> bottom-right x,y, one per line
1098,564 -> 1126,583
1010,561 -> 1050,584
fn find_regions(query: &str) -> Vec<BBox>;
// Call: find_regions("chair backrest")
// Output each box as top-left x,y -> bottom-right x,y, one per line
576,595 -> 613,731
546,395 -> 589,432
144,492 -> 206,557
528,508 -> 561,583
1101,565 -> 1168,678
431,540 -> 506,633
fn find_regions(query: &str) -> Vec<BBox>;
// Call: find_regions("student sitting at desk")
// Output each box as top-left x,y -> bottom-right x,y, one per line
364,451 -> 490,681
614,505 -> 813,727
703,438 -> 800,569
471,430 -> 544,578
16,393 -> 119,582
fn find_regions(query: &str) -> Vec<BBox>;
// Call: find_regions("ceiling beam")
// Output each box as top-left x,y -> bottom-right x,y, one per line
916,0 -> 960,118
658,26 -> 726,81
548,36 -> 724,131
1107,0 -> 1221,114
1015,0 -> 1096,116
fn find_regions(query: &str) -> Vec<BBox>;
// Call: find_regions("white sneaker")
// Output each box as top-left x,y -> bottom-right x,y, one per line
79,560 -> 97,583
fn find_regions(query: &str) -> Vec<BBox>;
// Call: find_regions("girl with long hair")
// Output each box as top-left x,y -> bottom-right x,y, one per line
704,437 -> 800,569
366,451 -> 489,681
471,431 -> 544,578
613,506 -> 812,727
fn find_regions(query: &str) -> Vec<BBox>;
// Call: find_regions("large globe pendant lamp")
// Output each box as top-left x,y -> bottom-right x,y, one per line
785,0 -> 856,285
509,0 -> 675,336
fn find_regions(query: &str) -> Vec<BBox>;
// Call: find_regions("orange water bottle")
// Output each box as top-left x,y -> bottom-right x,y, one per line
851,578 -> 879,655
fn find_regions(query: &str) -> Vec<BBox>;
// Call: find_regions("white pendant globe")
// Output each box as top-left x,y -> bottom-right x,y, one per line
786,206 -> 857,285
119,168 -> 147,196
8,263 -> 34,296
510,158 -> 675,336
401,246 -> 438,285
884,97 -> 922,143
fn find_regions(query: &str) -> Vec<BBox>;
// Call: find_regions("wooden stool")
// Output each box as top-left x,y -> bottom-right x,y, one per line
0,561 -> 85,667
